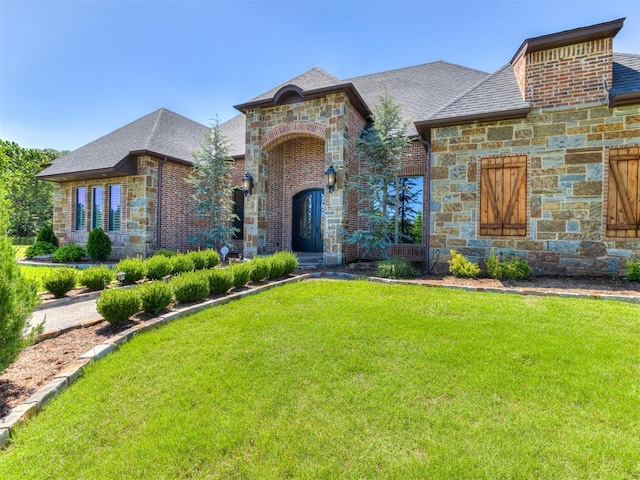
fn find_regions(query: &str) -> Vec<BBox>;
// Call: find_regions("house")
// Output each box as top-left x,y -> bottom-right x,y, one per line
37,18 -> 640,275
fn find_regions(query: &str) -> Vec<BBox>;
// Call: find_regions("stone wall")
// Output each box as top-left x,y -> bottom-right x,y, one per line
430,102 -> 640,275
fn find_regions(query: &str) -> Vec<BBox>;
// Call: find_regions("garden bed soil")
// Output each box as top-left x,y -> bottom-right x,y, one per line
3,271 -> 640,418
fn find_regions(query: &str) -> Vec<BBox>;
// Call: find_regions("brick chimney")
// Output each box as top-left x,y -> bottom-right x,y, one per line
512,19 -> 624,108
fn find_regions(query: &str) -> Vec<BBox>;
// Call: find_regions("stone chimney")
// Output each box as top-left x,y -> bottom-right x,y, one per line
512,19 -> 624,108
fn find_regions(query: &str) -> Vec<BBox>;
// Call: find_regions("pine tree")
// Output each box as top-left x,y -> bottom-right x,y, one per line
187,117 -> 238,249
343,92 -> 411,258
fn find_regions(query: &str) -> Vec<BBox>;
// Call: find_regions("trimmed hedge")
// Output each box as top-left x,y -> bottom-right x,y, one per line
202,249 -> 220,269
145,255 -> 173,280
171,255 -> 195,275
51,245 -> 85,263
97,289 -> 141,325
229,262 -> 251,288
43,268 -> 77,297
171,271 -> 209,303
80,265 -> 114,291
249,257 -> 270,283
207,269 -> 233,295
115,258 -> 147,284
24,241 -> 57,259
139,281 -> 173,314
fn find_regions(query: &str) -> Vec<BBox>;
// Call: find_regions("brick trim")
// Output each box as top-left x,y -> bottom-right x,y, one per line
262,122 -> 326,150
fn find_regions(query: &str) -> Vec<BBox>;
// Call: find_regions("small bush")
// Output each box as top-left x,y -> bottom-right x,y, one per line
272,251 -> 298,275
229,262 -> 252,288
186,250 -> 208,271
624,257 -> 640,281
10,236 -> 36,245
249,257 -> 271,283
153,248 -> 177,258
51,245 -> 85,263
24,241 -> 57,258
171,254 -> 195,275
80,265 -> 114,291
171,271 -> 210,303
207,269 -> 233,295
145,255 -> 173,280
139,281 -> 173,314
448,250 -> 481,279
96,289 -> 141,325
115,258 -> 147,284
376,257 -> 418,279
43,268 -> 77,297
202,249 -> 220,269
267,256 -> 287,280
35,225 -> 58,248
486,249 -> 531,280
86,228 -> 112,261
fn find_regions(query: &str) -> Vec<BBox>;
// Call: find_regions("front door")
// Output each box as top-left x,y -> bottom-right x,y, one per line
292,189 -> 324,252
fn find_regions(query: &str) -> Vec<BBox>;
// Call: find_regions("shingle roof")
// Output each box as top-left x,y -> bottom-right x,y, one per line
611,52 -> 640,94
38,108 -> 208,179
249,67 -> 342,102
219,113 -> 246,158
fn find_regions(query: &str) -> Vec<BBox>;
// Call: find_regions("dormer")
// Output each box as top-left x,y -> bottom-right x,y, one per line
512,18 -> 624,108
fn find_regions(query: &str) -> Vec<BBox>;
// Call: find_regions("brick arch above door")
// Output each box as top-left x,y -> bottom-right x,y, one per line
262,121 -> 326,151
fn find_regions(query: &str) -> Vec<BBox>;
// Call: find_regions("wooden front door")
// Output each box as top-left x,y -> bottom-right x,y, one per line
292,189 -> 324,252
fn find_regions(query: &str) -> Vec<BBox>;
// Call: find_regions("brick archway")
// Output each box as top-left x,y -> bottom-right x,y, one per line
262,122 -> 326,151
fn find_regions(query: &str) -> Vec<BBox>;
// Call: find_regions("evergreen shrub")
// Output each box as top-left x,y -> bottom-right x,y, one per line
139,281 -> 173,314
51,245 -> 85,263
171,271 -> 209,303
229,262 -> 251,288
25,241 -> 57,258
145,255 -> 173,280
115,258 -> 147,284
153,248 -> 177,258
625,257 -> 640,281
202,249 -> 220,269
80,265 -> 114,291
97,289 -> 141,325
207,269 -> 233,295
35,225 -> 58,248
171,254 -> 195,275
86,228 -> 112,261
186,250 -> 208,270
273,251 -> 298,275
249,257 -> 270,283
43,268 -> 77,297
376,257 -> 418,279
486,249 -> 531,280
448,250 -> 481,279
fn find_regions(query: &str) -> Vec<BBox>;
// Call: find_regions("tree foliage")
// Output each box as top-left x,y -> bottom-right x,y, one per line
0,140 -> 67,237
187,117 -> 238,249
343,92 -> 411,258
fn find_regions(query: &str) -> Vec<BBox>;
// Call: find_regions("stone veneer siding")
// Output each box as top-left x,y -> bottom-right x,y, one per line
430,102 -> 640,275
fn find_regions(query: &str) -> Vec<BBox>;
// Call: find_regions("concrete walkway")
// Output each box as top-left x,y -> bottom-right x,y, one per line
28,299 -> 101,336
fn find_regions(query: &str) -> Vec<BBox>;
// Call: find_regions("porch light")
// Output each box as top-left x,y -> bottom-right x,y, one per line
116,271 -> 126,283
242,172 -> 254,196
325,165 -> 337,193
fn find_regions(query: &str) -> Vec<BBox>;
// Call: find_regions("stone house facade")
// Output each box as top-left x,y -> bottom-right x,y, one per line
38,18 -> 640,275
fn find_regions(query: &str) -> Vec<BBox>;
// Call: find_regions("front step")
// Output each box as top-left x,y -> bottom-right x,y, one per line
295,253 -> 323,270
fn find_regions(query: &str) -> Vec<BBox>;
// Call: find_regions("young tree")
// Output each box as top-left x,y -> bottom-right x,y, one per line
187,117 -> 238,249
343,92 -> 411,258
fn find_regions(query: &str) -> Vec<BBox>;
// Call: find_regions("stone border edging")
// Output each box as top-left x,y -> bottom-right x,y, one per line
2,271 -> 639,449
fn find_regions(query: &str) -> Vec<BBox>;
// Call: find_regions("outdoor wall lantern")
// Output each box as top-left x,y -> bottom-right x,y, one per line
325,165 -> 337,193
242,172 -> 254,196
116,271 -> 126,283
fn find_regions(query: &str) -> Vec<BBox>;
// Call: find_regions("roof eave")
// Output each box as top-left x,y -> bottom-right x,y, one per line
609,91 -> 640,108
37,154 -> 139,182
415,107 -> 532,132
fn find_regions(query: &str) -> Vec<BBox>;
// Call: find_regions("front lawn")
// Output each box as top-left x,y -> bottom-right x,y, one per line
1,280 -> 638,478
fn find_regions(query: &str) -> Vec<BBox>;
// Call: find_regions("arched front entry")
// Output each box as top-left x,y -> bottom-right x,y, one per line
292,189 -> 324,252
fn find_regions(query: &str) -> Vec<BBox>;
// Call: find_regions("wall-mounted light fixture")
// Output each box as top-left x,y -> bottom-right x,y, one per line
242,172 -> 254,196
325,165 -> 337,193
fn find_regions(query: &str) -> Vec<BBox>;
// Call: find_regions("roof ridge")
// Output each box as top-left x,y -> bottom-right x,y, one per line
423,63 -> 519,121
344,60 -> 488,81
144,108 -> 165,150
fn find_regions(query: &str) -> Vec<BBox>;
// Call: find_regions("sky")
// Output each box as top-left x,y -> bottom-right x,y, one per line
1,0 -> 639,152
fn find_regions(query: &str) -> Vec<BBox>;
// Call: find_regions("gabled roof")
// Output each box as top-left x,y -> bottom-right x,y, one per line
415,64 -> 531,129
248,67 -> 342,102
220,113 -> 247,158
610,53 -> 640,106
38,108 -> 208,181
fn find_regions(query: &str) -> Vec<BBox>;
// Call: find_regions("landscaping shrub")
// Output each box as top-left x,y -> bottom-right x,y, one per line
448,249 -> 481,279
376,257 -> 418,279
96,288 -> 141,325
272,251 -> 298,275
171,254 -> 195,275
202,249 -> 220,269
145,255 -> 173,280
43,268 -> 77,297
486,249 -> 531,280
80,265 -> 114,291
35,225 -> 58,248
229,262 -> 251,288
139,281 -> 173,314
86,228 -> 112,261
624,257 -> 640,281
10,236 -> 36,245
115,258 -> 147,284
267,256 -> 287,280
249,257 -> 271,283
0,236 -> 40,372
171,271 -> 210,303
24,240 -> 57,258
153,248 -> 177,258
207,269 -> 233,295
186,250 -> 208,271
51,244 -> 85,263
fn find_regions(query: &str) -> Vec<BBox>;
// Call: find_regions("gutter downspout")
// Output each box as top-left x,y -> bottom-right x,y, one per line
157,157 -> 167,250
417,133 -> 432,273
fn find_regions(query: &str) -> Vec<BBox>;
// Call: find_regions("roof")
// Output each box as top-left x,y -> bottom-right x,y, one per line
416,64 -> 532,129
38,108 -> 208,181
248,67 -> 342,102
610,53 -> 640,106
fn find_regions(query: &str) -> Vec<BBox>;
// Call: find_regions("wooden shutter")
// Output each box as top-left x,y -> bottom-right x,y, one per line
480,156 -> 527,236
607,147 -> 640,238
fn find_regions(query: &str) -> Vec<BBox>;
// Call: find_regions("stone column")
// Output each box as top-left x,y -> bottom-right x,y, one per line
243,109 -> 266,258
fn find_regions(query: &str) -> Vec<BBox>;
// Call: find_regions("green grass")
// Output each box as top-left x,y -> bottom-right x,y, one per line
1,280 -> 639,478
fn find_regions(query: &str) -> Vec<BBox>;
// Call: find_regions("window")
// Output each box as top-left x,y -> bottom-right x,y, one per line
232,188 -> 244,240
75,187 -> 86,231
607,147 -> 640,238
480,156 -> 526,236
108,185 -> 121,232
386,176 -> 424,244
92,187 -> 103,229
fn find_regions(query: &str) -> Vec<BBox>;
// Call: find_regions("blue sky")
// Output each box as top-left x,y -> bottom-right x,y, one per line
1,0 -> 639,151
